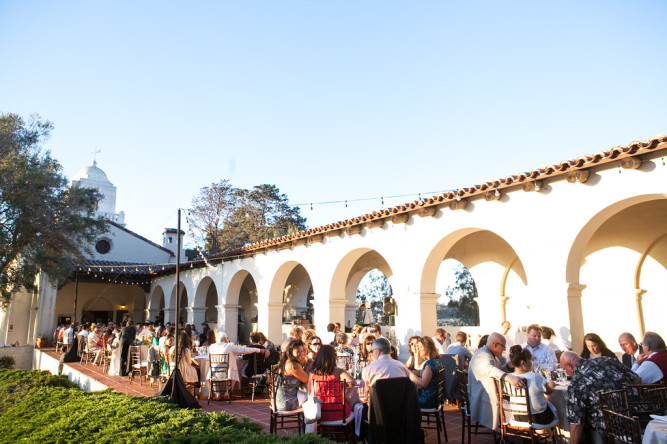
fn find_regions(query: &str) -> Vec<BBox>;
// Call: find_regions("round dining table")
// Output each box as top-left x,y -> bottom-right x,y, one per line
547,382 -> 571,443
643,417 -> 667,444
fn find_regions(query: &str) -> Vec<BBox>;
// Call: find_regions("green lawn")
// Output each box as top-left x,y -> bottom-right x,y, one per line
0,369 -> 331,443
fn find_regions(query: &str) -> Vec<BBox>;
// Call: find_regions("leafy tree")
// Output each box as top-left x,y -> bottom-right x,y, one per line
0,113 -> 105,307
189,182 -> 306,254
443,263 -> 479,325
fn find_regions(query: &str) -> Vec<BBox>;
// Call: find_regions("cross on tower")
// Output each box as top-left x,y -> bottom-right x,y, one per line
92,149 -> 101,165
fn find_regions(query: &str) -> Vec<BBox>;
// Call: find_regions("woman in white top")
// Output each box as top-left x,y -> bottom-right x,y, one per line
170,332 -> 200,384
108,326 -> 122,376
508,345 -> 556,425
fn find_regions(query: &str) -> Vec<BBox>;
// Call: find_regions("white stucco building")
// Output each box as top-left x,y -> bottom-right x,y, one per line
1,136 -> 666,359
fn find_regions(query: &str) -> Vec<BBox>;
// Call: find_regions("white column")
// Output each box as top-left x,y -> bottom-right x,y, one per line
217,304 -> 240,343
258,302 -> 285,345
186,306 -> 207,326
144,308 -> 161,323
345,303 -> 357,329
163,306 -> 175,325
393,292 -> 439,360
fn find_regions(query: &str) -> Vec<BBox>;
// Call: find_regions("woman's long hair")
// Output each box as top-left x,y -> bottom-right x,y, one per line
419,336 -> 440,360
178,332 -> 191,359
581,332 -> 613,358
311,345 -> 336,376
278,339 -> 304,381
407,335 -> 421,358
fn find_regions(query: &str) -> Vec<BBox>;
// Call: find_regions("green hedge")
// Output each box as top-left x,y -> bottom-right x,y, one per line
0,370 -> 333,443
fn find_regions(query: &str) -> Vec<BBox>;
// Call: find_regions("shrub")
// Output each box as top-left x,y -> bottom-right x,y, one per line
0,355 -> 15,369
0,370 -> 333,443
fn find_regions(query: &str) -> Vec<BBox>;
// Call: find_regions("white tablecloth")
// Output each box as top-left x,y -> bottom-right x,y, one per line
644,419 -> 667,444
193,355 -> 210,397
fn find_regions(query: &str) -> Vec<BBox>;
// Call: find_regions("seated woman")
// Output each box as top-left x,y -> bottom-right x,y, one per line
409,336 -> 444,408
334,332 -> 353,356
580,333 -> 616,359
275,339 -> 309,412
359,333 -> 376,365
509,345 -> 556,425
169,332 -> 199,384
309,345 -> 356,420
405,335 -> 422,371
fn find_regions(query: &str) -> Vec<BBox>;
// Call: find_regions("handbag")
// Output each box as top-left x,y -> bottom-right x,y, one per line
302,381 -> 322,424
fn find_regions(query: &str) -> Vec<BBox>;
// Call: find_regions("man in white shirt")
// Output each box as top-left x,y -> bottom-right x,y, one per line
322,323 -> 337,345
209,331 -> 265,386
361,337 -> 410,389
432,328 -> 448,354
360,303 -> 374,327
632,332 -> 666,384
522,324 -> 557,371
501,321 -> 514,348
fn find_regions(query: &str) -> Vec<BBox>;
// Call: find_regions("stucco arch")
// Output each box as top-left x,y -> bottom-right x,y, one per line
329,248 -> 394,328
421,228 -> 526,295
565,194 -> 667,284
225,269 -> 255,306
267,261 -> 313,324
148,284 -> 165,310
566,195 -> 667,349
194,276 -> 217,307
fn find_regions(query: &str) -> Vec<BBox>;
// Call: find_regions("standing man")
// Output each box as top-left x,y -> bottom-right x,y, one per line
360,303 -> 374,327
560,351 -> 640,444
119,320 -> 136,376
522,324 -> 558,371
618,332 -> 642,368
632,332 -> 666,384
468,332 -> 525,432
501,321 -> 514,348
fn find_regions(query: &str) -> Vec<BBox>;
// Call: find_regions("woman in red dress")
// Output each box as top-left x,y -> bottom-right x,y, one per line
308,345 -> 356,421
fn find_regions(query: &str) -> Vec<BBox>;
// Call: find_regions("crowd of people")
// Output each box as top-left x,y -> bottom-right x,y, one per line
54,318 -> 666,443
464,322 -> 665,444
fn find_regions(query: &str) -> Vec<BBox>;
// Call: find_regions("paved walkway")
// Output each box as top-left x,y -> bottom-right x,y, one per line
44,349 -> 495,443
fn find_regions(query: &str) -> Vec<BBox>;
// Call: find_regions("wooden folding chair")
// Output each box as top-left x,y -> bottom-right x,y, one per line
602,409 -> 642,444
625,383 -> 665,429
493,377 -> 559,443
421,367 -> 448,444
267,367 -> 304,435
129,345 -> 148,385
314,379 -> 354,442
208,353 -> 232,404
242,352 -> 268,401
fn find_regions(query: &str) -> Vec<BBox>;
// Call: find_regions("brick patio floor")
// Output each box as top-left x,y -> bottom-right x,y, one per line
45,349 -> 496,443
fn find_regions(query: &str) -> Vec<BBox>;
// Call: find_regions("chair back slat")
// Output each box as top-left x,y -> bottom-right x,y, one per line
456,369 -> 470,408
598,388 -> 630,415
602,409 -> 642,444
209,353 -> 230,380
313,379 -> 347,422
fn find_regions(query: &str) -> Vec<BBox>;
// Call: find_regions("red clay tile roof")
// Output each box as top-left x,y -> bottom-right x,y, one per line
208,134 -> 667,260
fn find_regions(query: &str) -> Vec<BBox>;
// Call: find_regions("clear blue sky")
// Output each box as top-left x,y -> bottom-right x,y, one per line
2,1 -> 665,245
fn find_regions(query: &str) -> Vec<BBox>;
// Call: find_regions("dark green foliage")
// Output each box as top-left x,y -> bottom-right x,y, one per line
0,355 -> 15,369
0,370 -> 332,443
189,180 -> 307,255
0,113 -> 106,307
443,264 -> 479,326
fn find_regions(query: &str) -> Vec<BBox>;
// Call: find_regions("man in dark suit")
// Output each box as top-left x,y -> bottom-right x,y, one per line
119,320 -> 136,376
618,332 -> 642,368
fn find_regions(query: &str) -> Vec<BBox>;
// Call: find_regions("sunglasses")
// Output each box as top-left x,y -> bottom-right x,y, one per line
311,342 -> 322,346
